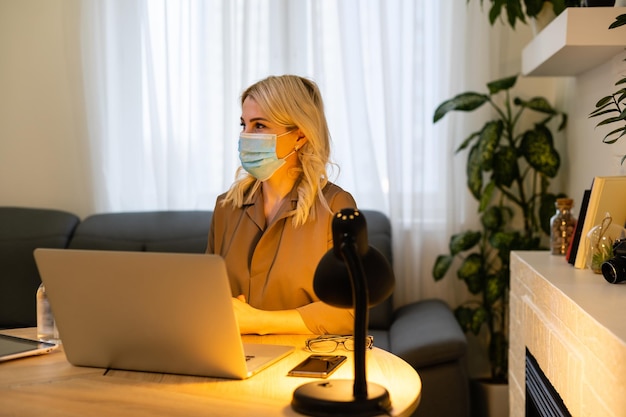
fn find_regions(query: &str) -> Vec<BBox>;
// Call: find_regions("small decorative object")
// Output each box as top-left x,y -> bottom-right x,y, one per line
550,198 -> 576,255
586,213 -> 626,273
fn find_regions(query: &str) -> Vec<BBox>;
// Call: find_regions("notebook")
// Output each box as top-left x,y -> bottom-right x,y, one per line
0,333 -> 59,362
33,249 -> 294,379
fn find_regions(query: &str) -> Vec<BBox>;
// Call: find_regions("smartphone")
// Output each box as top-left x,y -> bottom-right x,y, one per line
287,354 -> 347,378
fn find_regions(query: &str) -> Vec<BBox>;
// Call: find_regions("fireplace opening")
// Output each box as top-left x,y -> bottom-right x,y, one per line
526,348 -> 572,417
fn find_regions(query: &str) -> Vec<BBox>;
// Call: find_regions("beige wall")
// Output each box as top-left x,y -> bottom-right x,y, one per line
1,0 -> 623,219
562,53 -> 626,205
0,0 -> 93,218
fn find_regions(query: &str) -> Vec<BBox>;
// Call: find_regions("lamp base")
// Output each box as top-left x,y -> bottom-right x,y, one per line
291,379 -> 391,417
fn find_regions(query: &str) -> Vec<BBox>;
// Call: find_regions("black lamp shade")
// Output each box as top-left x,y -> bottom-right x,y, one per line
314,248 -> 394,308
313,208 -> 394,308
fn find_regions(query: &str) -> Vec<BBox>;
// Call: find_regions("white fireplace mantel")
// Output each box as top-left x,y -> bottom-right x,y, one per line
510,251 -> 626,416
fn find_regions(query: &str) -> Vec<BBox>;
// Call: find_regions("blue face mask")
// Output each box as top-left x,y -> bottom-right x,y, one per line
238,131 -> 297,181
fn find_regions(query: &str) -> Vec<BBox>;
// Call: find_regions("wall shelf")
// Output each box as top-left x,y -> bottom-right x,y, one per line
522,7 -> 626,76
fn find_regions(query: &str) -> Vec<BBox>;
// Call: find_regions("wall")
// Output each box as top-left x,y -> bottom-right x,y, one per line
0,0 -> 93,218
562,52 -> 626,204
1,1 -> 623,220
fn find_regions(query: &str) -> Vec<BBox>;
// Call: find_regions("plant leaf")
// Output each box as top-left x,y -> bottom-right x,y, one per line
590,108 -> 620,119
490,231 -> 520,251
488,1 -> 503,26
593,95 -> 616,109
487,75 -> 517,95
432,255 -> 454,281
520,125 -> 560,178
478,121 -> 503,171
454,306 -> 474,333
449,230 -> 482,255
550,0 -> 569,16
481,206 -> 505,232
478,181 -> 496,212
454,305 -> 488,335
485,273 -> 506,304
491,146 -> 519,187
470,306 -> 489,335
539,193 -> 562,236
457,253 -> 484,294
456,131 -> 480,153
609,13 -> 626,29
467,144 -> 483,200
433,92 -> 488,123
523,0 -> 544,17
557,113 -> 568,132
603,126 -> 626,144
596,115 -> 624,127
517,96 -> 557,115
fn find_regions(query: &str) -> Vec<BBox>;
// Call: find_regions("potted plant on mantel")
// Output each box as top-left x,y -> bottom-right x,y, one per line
432,74 -> 567,415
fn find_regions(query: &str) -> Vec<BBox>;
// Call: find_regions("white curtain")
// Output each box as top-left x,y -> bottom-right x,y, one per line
79,0 -> 497,308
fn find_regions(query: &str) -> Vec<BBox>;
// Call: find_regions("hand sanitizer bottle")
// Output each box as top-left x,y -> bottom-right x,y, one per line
36,283 -> 60,343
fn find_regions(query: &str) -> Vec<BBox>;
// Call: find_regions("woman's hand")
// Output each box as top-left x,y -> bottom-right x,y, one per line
231,295 -> 261,334
231,294 -> 311,335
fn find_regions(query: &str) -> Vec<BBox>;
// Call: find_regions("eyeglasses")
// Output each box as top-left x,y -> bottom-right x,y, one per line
305,335 -> 374,353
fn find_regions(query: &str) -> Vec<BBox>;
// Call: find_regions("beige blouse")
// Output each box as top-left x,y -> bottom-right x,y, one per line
206,182 -> 357,334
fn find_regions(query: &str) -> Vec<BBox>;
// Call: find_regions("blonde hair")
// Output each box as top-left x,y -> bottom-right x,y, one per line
222,75 -> 333,227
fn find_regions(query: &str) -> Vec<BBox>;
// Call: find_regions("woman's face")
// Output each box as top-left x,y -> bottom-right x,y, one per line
240,97 -> 304,159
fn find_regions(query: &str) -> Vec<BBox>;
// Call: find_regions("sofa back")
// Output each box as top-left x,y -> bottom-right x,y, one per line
1,207 -> 393,331
68,209 -> 394,330
0,207 -> 80,328
68,211 -> 211,253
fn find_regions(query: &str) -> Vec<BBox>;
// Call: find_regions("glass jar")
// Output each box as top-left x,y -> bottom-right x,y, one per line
550,198 -> 576,256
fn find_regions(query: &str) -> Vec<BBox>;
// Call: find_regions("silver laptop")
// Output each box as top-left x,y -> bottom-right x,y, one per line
33,249 -> 294,379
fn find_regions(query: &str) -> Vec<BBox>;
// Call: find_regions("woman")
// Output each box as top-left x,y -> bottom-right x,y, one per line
207,75 -> 356,335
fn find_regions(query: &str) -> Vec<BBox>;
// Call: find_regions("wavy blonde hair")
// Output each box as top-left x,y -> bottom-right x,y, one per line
222,75 -> 333,227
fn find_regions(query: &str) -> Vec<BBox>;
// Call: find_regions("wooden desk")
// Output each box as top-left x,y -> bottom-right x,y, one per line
0,328 -> 420,416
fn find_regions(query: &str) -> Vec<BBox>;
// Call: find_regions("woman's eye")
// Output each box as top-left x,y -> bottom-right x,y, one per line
254,122 -> 267,130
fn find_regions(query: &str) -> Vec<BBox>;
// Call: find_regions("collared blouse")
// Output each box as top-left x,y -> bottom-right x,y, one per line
207,181 -> 357,334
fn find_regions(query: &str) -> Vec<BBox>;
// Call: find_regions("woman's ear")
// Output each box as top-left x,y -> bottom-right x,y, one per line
295,132 -> 307,151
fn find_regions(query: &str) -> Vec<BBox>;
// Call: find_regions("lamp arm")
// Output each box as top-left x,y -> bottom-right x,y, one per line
339,239 -> 369,400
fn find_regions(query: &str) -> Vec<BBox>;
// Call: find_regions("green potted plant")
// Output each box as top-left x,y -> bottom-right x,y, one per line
469,0 -> 579,29
589,14 -> 626,165
431,74 -> 568,384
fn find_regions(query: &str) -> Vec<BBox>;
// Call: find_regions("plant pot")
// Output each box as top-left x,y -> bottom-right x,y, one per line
470,378 -> 509,417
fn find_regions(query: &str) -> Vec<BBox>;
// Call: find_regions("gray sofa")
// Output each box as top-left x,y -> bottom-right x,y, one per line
0,206 -> 469,417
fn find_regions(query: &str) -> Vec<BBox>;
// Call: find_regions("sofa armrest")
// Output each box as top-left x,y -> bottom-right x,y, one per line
389,299 -> 467,369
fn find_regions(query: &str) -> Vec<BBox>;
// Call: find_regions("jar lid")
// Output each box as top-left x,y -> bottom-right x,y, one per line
555,198 -> 573,207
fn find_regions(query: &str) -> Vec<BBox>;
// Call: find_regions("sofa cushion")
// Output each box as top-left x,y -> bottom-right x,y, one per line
69,211 -> 212,253
0,207 -> 80,328
390,298 -> 467,368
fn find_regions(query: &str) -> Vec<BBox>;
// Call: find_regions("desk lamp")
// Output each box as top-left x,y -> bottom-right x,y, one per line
291,208 -> 395,416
